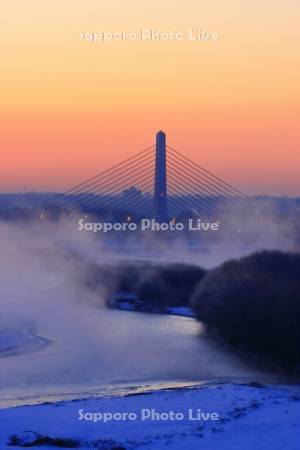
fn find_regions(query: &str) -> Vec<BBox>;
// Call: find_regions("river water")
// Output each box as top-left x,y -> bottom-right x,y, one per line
0,309 -> 286,408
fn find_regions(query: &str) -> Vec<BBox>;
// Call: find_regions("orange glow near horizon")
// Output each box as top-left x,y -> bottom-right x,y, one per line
0,1 -> 299,195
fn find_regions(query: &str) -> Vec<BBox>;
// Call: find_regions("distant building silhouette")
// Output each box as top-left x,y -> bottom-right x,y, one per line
122,186 -> 142,201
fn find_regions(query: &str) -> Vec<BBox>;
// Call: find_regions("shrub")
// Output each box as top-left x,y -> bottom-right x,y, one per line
191,250 -> 300,367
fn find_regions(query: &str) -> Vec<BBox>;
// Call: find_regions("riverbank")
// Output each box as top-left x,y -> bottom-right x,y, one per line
1,382 -> 299,449
107,292 -> 195,317
0,320 -> 50,357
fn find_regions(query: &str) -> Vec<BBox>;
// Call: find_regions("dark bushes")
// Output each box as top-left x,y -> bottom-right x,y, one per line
88,261 -> 206,308
115,262 -> 206,308
191,250 -> 300,367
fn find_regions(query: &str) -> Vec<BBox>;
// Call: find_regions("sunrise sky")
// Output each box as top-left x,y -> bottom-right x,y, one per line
0,0 -> 299,195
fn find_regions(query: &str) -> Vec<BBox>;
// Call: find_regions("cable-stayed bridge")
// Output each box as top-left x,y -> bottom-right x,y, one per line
48,131 -> 249,221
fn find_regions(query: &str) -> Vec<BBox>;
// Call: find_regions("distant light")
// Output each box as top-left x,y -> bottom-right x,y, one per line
127,216 -> 132,222
40,213 -> 45,220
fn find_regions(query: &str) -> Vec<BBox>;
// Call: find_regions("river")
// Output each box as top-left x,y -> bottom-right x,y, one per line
0,309 -> 285,408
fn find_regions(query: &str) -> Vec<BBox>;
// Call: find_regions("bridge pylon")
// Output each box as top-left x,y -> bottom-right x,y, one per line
154,130 -> 168,221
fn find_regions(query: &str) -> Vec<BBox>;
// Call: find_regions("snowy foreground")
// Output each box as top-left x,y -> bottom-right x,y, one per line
1,383 -> 300,450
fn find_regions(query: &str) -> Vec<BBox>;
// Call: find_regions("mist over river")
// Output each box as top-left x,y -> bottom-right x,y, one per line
0,309 -> 284,409
0,218 -> 297,409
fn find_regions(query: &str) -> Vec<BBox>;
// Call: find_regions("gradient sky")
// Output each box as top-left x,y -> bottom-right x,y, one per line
0,0 -> 299,195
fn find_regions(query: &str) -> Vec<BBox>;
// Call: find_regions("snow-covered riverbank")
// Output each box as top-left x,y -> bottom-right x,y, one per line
0,319 -> 50,357
1,382 -> 299,449
107,291 -> 196,318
